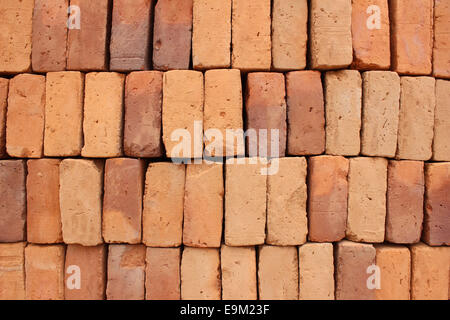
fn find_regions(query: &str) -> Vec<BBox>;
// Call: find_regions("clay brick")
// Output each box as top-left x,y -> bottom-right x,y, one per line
183,162 -> 223,248
192,0 -> 231,70
181,247 -> 221,300
272,0 -> 308,71
411,243 -> 449,300
6,74 -> 45,158
65,245 -> 107,300
81,72 -> 125,158
162,71 -> 203,159
351,0 -> 390,70
298,243 -> 334,300
231,0 -> 271,71
124,71 -> 163,158
347,157 -> 387,243
433,0 -> 450,78
110,0 -> 153,71
204,69 -> 243,157
0,0 -> 33,73
308,156 -> 349,242
25,244 -> 65,300
310,0 -> 353,70
258,246 -> 299,300
361,71 -> 401,157
286,71 -> 325,156
225,158 -> 267,246
153,0 -> 193,70
0,160 -> 26,242
246,73 -> 286,157
103,158 -> 145,244
386,160 -> 424,244
145,247 -> 181,300
267,157 -> 307,246
0,78 -> 8,158
221,245 -> 257,300
397,77 -> 435,160
60,159 -> 104,246
375,245 -> 411,300
32,0 -> 68,72
0,243 -> 25,300
67,0 -> 110,71
433,80 -> 450,161
325,70 -> 362,156
44,72 -> 84,157
106,245 -> 146,300
27,159 -> 62,244
142,162 -> 185,247
390,0 -> 433,75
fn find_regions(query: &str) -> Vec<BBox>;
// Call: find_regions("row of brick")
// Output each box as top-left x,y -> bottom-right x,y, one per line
1,70 -> 449,161
1,157 -> 449,246
0,0 -> 449,76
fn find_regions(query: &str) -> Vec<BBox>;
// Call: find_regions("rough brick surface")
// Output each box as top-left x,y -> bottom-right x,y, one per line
146,247 -> 181,300
433,80 -> 450,161
433,0 -> 450,78
0,78 -> 7,157
0,243 -> 25,300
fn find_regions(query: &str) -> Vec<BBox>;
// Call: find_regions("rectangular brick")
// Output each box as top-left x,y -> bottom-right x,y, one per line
124,71 -> 163,158
44,72 -> 84,157
0,78 -> 8,157
286,71 -> 325,156
397,77 -> 435,160
0,243 -> 25,300
60,159 -> 103,246
231,0 -> 271,71
347,157 -> 387,243
103,158 -> 145,244
143,163 -> 185,247
81,72 -> 125,157
6,74 -> 45,158
433,0 -> 450,78
433,80 -> 450,161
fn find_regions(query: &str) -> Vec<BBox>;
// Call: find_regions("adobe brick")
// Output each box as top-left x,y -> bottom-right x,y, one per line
0,242 -> 25,300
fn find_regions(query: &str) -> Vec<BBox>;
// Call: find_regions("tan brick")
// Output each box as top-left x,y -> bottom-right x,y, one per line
0,78 -> 8,157
433,80 -> 450,161
433,0 -> 450,78
0,243 -> 25,300
146,247 -> 181,300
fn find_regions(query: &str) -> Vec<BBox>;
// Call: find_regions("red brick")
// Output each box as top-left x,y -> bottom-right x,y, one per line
0,243 -> 25,300
433,0 -> 450,78
0,78 -> 8,158
433,80 -> 450,161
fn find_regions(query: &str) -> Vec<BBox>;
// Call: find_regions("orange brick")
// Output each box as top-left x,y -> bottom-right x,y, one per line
433,80 -> 450,161
0,78 -> 7,157
433,0 -> 450,78
0,243 -> 25,300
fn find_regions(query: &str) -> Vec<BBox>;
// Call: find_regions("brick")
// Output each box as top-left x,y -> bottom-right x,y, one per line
433,0 -> 450,78
361,71 -> 401,157
145,247 -> 181,300
142,163 -> 185,247
258,246 -> 299,300
162,71 -> 204,159
44,72 -> 84,157
221,245 -> 257,300
390,0 -> 433,75
153,0 -> 192,70
298,243 -> 334,300
0,160 -> 26,242
25,244 -> 65,300
375,245 -> 411,300
183,162 -> 223,248
0,243 -> 25,300
181,247 -> 221,300
103,158 -> 145,244
347,157 -> 387,243
124,71 -> 163,157
110,0 -> 153,71
192,0 -> 231,70
433,80 -> 450,161
27,159 -> 62,244
386,160 -> 424,244
60,159 -> 103,246
272,0 -> 308,71
397,77 -> 435,160
204,69 -> 243,157
267,157 -> 307,245
0,78 -> 8,157
286,71 -> 325,155
308,156 -> 349,242
6,74 -> 45,158
411,243 -> 449,300
310,0 -> 352,70
225,158 -> 267,246
81,72 -> 125,158
231,0 -> 271,71
67,0 -> 110,71
325,70 -> 362,156
351,0 -> 390,70
0,0 -> 33,73
32,0 -> 68,72
106,245 -> 146,300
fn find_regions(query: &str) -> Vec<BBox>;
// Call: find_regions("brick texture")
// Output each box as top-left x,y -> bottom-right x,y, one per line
433,80 -> 450,161
146,247 -> 181,300
0,78 -> 7,157
0,243 -> 25,300
433,0 -> 450,78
